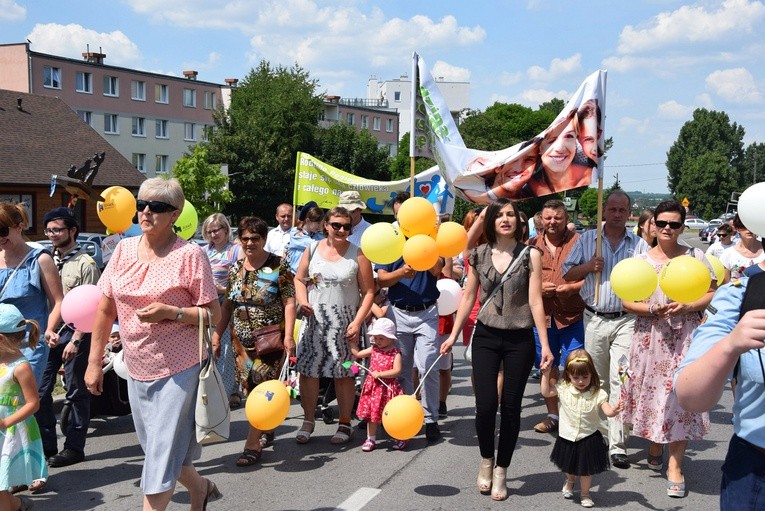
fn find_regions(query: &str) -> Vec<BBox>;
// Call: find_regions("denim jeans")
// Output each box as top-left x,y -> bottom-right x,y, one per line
721,435 -> 765,510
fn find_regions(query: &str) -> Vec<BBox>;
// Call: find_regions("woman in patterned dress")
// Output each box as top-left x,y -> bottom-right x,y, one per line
621,200 -> 715,498
213,216 -> 296,467
294,207 -> 374,445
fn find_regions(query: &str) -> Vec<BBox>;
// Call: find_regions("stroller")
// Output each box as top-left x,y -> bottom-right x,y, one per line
59,342 -> 130,435
314,376 -> 363,424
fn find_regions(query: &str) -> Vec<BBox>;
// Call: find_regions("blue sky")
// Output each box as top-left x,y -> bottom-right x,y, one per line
3,0 -> 765,194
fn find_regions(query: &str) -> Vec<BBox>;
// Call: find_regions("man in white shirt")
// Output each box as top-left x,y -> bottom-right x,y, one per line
338,191 -> 371,246
706,224 -> 735,259
263,203 -> 293,257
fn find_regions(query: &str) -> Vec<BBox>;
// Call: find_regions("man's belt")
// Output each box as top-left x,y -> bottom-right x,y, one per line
392,301 -> 436,312
585,305 -> 627,320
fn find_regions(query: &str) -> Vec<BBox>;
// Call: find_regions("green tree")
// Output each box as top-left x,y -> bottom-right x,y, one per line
207,61 -> 323,220
459,103 -> 557,150
172,144 -> 233,220
743,142 -> 765,186
389,132 -> 436,181
666,108 -> 747,217
577,188 -> 599,220
313,123 -> 391,181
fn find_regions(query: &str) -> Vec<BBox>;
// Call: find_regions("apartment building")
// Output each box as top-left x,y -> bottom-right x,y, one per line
320,96 -> 400,156
0,42 -> 231,177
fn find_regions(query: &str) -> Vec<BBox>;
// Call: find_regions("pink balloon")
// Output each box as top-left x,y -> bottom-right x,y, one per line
61,284 -> 103,333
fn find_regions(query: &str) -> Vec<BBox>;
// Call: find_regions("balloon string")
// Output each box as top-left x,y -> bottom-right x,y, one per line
351,361 -> 395,393
413,353 -> 444,397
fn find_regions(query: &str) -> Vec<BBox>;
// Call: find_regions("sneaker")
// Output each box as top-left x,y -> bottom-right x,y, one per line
425,422 -> 441,442
438,401 -> 448,419
530,368 -> 541,379
533,416 -> 558,433
361,438 -> 376,452
391,439 -> 408,450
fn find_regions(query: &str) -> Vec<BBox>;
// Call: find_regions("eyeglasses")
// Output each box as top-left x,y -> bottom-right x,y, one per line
0,226 -> 9,237
239,235 -> 262,243
44,227 -> 69,236
136,200 -> 177,214
329,222 -> 352,232
654,220 -> 683,230
717,231 -> 731,237
206,227 -> 224,236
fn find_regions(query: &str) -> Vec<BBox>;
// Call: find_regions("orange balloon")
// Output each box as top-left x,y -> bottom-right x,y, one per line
436,221 -> 468,258
402,234 -> 440,271
245,379 -> 290,431
97,186 -> 136,233
382,395 -> 424,440
397,197 -> 437,238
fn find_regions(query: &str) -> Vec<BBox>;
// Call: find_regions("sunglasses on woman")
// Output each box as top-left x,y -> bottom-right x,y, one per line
136,200 -> 178,213
329,222 -> 352,232
654,220 -> 683,230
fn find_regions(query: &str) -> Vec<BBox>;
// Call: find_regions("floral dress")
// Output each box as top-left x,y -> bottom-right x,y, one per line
0,357 -> 47,489
225,254 -> 294,391
623,249 -> 711,443
355,346 -> 403,424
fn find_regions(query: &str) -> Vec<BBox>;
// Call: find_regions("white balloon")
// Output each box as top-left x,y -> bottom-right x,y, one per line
436,278 -> 463,316
738,182 -> 765,237
112,350 -> 129,380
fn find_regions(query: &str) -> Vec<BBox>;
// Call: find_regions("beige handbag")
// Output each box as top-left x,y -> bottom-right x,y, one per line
195,307 -> 230,444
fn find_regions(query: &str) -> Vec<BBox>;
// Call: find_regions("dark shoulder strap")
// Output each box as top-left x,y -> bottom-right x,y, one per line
734,272 -> 765,379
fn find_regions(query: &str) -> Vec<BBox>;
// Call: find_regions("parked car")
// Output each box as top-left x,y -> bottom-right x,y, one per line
700,225 -> 717,243
684,218 -> 709,230
39,239 -> 105,270
77,232 -> 108,246
708,219 -> 723,229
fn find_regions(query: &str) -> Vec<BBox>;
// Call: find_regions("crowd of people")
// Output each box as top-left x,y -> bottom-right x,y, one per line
0,179 -> 759,510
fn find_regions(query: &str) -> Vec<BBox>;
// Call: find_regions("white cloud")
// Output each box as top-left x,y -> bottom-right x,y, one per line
527,54 -> 581,82
656,100 -> 693,119
27,23 -> 141,66
695,93 -> 714,108
617,0 -> 765,54
498,71 -> 523,87
706,67 -> 763,103
513,88 -> 572,107
431,60 -> 470,82
618,116 -> 650,134
0,0 -> 24,21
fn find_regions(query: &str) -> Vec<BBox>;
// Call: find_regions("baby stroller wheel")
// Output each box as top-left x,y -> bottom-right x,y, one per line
321,407 -> 335,424
60,401 -> 72,436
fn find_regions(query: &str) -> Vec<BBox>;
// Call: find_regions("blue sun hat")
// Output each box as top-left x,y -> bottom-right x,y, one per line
0,303 -> 27,334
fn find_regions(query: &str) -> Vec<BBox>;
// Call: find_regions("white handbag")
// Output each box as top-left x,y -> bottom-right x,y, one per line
195,307 -> 230,445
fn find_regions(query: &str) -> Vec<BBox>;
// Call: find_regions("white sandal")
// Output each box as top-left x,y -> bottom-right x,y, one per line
295,420 -> 315,444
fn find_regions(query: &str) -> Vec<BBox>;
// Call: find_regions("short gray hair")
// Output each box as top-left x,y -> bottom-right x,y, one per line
202,213 -> 232,243
138,176 -> 185,211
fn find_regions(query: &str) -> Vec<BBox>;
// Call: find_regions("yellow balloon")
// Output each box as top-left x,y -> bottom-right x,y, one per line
610,257 -> 658,302
659,255 -> 712,303
402,234 -> 440,271
360,222 -> 406,264
397,197 -> 437,238
245,379 -> 291,431
705,254 -> 726,284
436,221 -> 468,258
97,186 -> 136,233
382,395 -> 424,440
174,200 -> 198,240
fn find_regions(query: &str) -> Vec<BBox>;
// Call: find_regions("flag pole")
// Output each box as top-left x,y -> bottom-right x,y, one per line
410,52 -> 418,195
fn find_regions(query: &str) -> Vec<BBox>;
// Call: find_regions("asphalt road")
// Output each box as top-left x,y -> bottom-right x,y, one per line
29,231 -> 729,511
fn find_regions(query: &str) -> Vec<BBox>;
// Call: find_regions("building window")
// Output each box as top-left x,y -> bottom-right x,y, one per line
361,115 -> 368,129
204,91 -> 216,110
155,84 -> 169,103
386,119 -> 394,132
104,114 -> 119,134
103,76 -> 119,97
75,71 -> 92,93
43,66 -> 61,89
156,155 -> 169,173
131,80 -> 146,101
132,117 -> 146,136
184,122 -> 196,141
155,119 -> 168,139
394,91 -> 401,102
373,117 -> 381,131
183,88 -> 196,107
132,153 -> 146,173
77,110 -> 92,126
346,112 -> 355,126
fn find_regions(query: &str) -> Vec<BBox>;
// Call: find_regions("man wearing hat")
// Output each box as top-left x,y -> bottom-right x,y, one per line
338,191 -> 371,246
36,207 -> 101,468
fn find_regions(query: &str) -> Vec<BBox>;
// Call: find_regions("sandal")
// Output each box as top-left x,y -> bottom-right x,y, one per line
391,440 -> 408,451
295,420 -> 315,444
330,423 -> 353,445
491,466 -> 507,501
477,457 -> 493,494
647,447 -> 664,471
202,478 -> 222,511
259,431 -> 275,448
666,478 -> 686,498
562,479 -> 575,499
235,448 -> 262,467
581,494 -> 594,508
28,479 -> 46,493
